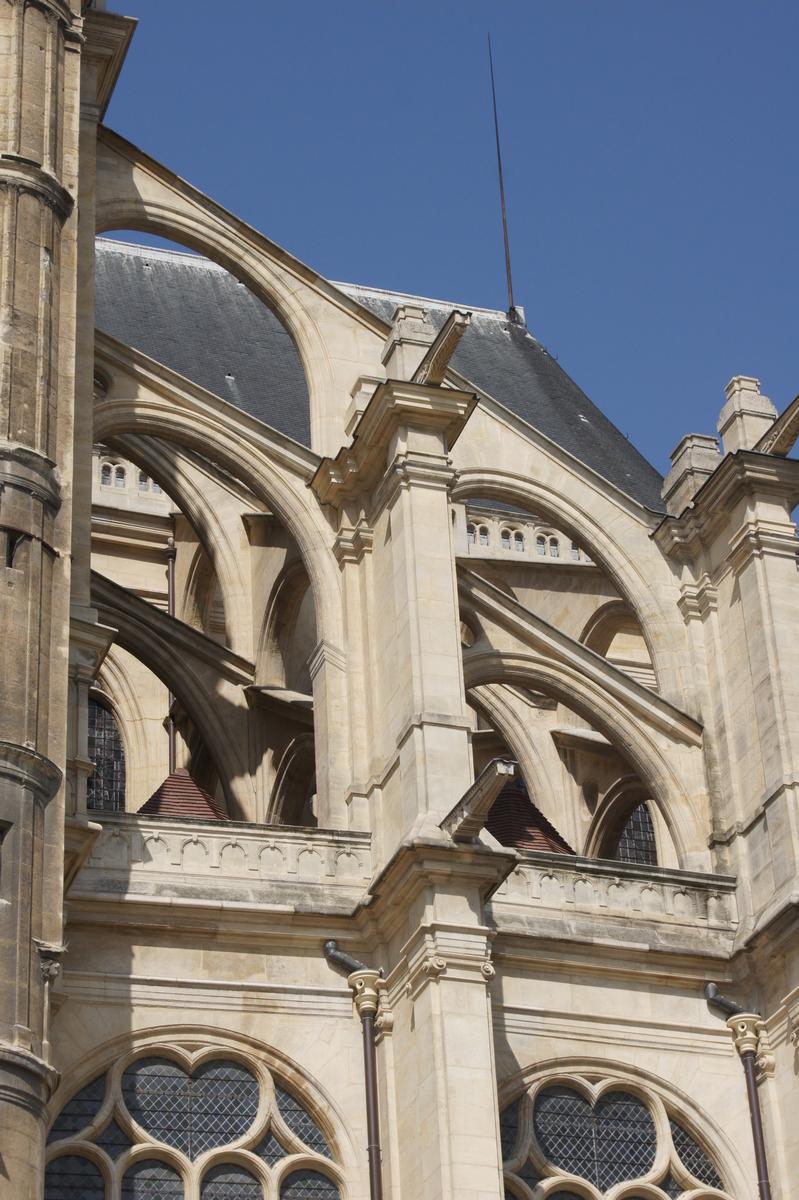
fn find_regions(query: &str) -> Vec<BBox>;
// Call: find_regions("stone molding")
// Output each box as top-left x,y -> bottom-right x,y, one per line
439,756 -> 516,842
0,443 -> 61,513
0,157 -> 73,223
82,8 -> 136,119
0,743 -> 62,804
0,1043 -> 59,1117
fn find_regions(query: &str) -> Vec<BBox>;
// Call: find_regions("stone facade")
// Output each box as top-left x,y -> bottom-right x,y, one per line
0,5 -> 797,1200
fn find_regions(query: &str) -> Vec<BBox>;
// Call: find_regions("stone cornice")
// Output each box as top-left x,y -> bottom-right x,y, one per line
654,450 -> 799,561
311,380 -> 475,507
82,8 -> 136,119
0,443 -> 61,512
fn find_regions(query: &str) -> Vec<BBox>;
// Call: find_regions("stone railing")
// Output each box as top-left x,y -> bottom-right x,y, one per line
489,851 -> 738,951
70,812 -> 372,912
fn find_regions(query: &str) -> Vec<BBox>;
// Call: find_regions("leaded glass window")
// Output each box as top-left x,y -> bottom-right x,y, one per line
87,698 -> 126,812
121,1058 -> 259,1157
200,1163 -> 261,1199
501,1074 -> 732,1198
122,1160 -> 183,1199
281,1170 -> 340,1199
45,1155 -> 105,1200
46,1045 -> 343,1200
613,802 -> 657,866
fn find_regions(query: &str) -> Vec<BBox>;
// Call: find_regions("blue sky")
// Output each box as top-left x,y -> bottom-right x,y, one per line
105,1 -> 799,474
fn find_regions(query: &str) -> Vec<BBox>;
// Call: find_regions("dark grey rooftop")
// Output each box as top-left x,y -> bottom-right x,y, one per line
95,239 -> 665,510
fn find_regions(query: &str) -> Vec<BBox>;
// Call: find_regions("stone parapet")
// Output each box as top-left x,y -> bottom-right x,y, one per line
68,812 -> 373,910
489,850 -> 738,951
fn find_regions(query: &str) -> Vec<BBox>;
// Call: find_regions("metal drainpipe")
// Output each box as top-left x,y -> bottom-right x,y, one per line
165,536 -> 177,774
324,940 -> 385,1200
705,983 -> 773,1200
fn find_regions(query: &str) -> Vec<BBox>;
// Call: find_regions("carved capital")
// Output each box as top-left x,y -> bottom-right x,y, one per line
480,960 -> 496,982
347,969 -> 385,1018
726,1012 -> 764,1057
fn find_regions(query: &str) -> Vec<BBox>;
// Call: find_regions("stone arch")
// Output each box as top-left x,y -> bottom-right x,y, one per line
93,337 -> 344,654
95,646 -> 165,811
451,469 -> 689,705
258,558 -> 315,691
95,127 -> 387,457
268,733 -> 317,826
111,431 -> 252,657
583,774 -> 679,869
580,599 -> 658,691
462,648 -> 705,866
467,682 -> 561,822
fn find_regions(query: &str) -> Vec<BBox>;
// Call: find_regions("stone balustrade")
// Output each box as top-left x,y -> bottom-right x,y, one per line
71,812 -> 373,912
489,850 -> 738,952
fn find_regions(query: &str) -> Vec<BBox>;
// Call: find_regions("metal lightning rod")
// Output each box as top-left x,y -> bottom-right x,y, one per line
488,33 -> 518,321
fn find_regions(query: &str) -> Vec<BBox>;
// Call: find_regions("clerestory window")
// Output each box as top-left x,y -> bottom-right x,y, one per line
613,801 -> 657,866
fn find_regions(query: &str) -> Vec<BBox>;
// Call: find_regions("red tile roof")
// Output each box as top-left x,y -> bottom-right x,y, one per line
486,779 -> 574,854
137,768 -> 229,822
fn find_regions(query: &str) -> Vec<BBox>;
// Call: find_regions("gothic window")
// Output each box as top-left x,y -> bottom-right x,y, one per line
138,471 -> 150,491
467,523 -> 476,545
613,802 -> 658,866
86,698 -> 126,813
114,466 -> 126,488
501,528 -> 511,550
100,463 -> 112,486
46,1048 -> 343,1200
500,1074 -> 731,1198
513,531 -> 524,551
479,525 -> 489,546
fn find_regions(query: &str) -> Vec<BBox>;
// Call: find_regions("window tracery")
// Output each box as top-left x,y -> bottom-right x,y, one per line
500,1074 -> 730,1198
46,1047 -> 343,1200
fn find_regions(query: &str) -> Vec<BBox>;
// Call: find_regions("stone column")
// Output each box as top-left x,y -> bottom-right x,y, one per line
0,2 -> 82,1194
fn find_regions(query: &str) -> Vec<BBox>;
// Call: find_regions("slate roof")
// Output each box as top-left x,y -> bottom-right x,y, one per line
95,238 -> 665,510
138,767 -> 229,822
486,778 -> 575,855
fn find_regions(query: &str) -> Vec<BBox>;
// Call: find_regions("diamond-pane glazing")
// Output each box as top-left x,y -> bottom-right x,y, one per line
201,1163 -> 262,1199
87,699 -> 126,812
122,1160 -> 183,1199
121,1058 -> 259,1158
614,803 -> 657,866
669,1119 -> 723,1188
499,1099 -> 520,1161
95,1117 -> 132,1159
280,1169 -> 340,1199
255,1127 -> 289,1166
661,1174 -> 683,1199
275,1086 -> 330,1157
45,1154 -> 105,1200
48,1076 -> 107,1142
533,1086 -> 656,1189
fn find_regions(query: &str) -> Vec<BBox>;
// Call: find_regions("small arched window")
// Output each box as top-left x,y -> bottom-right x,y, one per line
138,471 -> 149,491
501,529 -> 511,550
478,526 -> 489,546
536,535 -> 546,555
100,464 -> 111,486
513,531 -> 524,552
114,466 -> 126,488
571,541 -> 581,561
549,538 -> 559,558
152,480 -> 163,494
466,523 -> 476,545
613,802 -> 657,866
87,698 -> 126,812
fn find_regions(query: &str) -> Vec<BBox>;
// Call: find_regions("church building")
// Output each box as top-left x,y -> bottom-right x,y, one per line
1,3 -> 797,1199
